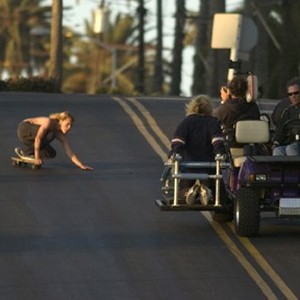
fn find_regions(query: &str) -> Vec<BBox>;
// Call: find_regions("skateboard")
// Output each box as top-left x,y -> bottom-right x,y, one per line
11,157 -> 42,170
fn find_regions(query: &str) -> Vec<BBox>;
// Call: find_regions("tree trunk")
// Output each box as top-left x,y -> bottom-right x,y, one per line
245,0 -> 269,98
278,0 -> 290,96
192,0 -> 227,97
205,0 -> 227,97
169,0 -> 185,96
153,0 -> 163,94
192,0 -> 208,95
136,0 -> 146,93
49,0 -> 63,92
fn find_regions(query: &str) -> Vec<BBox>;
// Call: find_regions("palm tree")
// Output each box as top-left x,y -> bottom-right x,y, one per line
0,0 -> 50,77
63,12 -> 138,94
49,0 -> 63,91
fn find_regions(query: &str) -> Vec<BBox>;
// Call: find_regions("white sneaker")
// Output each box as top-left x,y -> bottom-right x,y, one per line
185,183 -> 199,205
199,185 -> 213,205
15,148 -> 34,160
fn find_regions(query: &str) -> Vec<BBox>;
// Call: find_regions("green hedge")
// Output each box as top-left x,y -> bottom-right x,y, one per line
0,77 -> 57,92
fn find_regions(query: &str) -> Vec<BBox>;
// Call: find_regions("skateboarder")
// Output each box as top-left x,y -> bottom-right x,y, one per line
14,111 -> 93,170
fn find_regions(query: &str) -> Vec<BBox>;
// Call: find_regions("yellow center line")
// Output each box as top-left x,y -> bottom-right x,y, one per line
113,96 -> 297,299
112,97 -> 167,162
126,97 -> 170,148
202,212 -> 278,300
227,222 -> 298,300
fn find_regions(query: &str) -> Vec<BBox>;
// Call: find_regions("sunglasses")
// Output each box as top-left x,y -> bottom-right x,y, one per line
288,91 -> 300,96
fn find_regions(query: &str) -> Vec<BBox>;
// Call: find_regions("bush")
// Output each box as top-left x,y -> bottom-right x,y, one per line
0,76 -> 58,93
0,80 -> 8,91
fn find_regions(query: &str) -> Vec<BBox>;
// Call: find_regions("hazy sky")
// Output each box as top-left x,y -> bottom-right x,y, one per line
43,0 -> 244,34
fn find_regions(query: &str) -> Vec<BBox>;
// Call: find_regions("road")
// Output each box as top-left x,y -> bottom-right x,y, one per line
0,92 -> 299,300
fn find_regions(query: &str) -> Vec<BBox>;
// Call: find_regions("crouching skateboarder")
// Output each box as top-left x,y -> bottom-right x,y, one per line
14,111 -> 93,170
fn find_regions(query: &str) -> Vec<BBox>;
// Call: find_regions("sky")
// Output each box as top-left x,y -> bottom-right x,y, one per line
43,0 -> 245,95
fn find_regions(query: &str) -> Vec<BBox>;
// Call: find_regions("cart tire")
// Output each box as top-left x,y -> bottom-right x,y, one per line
234,188 -> 260,237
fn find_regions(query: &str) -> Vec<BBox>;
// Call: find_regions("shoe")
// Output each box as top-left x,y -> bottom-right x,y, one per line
199,185 -> 213,205
14,147 -> 34,160
200,184 -> 212,205
185,183 -> 199,205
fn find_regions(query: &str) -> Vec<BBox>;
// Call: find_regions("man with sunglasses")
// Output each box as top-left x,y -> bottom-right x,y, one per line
271,77 -> 300,128
272,78 -> 300,155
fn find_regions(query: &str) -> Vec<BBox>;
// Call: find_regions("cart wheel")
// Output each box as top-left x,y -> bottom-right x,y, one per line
234,187 -> 260,237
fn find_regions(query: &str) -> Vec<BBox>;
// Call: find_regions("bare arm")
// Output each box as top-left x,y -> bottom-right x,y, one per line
56,132 -> 93,170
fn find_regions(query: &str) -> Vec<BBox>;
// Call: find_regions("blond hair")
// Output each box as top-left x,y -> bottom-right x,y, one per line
185,94 -> 213,116
49,111 -> 75,124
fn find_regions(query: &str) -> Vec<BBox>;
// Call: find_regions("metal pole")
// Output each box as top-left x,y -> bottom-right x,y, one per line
173,157 -> 180,206
111,48 -> 117,89
214,155 -> 222,207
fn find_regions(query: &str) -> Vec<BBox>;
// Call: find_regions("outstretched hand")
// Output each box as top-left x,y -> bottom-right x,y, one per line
80,164 -> 93,170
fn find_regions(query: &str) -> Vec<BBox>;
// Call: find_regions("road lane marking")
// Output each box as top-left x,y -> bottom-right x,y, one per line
126,97 -> 170,149
228,223 -> 298,300
112,97 -> 167,162
114,96 -> 296,299
202,212 -> 278,300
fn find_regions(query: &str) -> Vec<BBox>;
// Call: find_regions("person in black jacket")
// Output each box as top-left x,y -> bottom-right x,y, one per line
169,95 -> 226,161
169,94 -> 226,204
213,75 -> 260,146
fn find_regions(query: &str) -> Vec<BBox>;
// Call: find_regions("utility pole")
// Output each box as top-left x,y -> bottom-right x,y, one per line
136,0 -> 146,93
153,0 -> 163,93
49,0 -> 63,92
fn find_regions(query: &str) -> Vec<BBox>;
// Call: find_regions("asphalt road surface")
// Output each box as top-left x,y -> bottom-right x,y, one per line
0,92 -> 299,300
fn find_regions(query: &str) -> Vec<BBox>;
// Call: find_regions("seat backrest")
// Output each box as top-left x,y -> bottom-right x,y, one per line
235,120 -> 270,144
230,120 -> 270,168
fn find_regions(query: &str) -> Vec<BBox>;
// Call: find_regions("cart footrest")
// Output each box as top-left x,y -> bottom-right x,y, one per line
154,199 -> 219,211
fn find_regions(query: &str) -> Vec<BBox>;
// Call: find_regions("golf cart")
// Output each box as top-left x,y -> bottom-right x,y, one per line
155,118 -> 300,237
